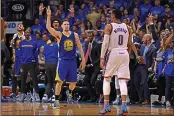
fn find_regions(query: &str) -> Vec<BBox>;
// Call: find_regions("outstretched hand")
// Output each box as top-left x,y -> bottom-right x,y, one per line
39,3 -> 45,13
46,6 -> 51,16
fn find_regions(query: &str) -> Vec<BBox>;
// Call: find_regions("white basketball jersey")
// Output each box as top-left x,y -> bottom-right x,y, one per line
108,23 -> 129,50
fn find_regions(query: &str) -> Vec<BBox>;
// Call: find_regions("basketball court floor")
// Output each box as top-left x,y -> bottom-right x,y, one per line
1,102 -> 174,115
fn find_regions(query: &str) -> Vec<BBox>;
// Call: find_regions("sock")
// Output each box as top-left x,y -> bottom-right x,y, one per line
55,95 -> 59,100
104,100 -> 109,107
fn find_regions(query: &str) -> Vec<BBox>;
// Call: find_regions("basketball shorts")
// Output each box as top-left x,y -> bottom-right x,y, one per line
104,49 -> 130,80
55,59 -> 77,82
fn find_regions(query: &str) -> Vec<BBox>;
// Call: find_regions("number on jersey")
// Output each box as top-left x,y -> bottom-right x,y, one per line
118,35 -> 123,45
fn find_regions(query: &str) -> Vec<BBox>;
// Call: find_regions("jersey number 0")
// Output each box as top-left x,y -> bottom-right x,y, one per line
118,35 -> 123,45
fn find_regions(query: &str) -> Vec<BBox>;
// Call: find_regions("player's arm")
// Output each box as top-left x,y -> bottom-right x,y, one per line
127,26 -> 139,58
46,6 -> 61,39
74,33 -> 86,69
100,24 -> 111,59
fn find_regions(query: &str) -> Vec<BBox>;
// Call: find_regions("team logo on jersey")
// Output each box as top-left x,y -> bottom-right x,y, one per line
64,39 -> 73,51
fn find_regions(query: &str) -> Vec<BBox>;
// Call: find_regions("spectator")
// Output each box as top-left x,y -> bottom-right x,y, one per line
139,0 -> 152,23
134,34 -> 157,105
31,18 -> 45,34
34,30 -> 45,49
42,34 -> 51,44
153,30 -> 174,105
150,0 -> 165,16
11,24 -> 25,48
10,39 -> 22,99
159,5 -> 174,31
100,15 -> 106,30
79,22 -> 86,33
58,4 -> 65,19
93,30 -> 101,42
83,32 -> 101,102
18,29 -> 40,102
163,34 -> 174,107
85,21 -> 93,30
55,10 -> 64,21
78,3 -> 88,22
42,35 -> 58,102
121,9 -> 132,22
114,0 -> 124,10
86,7 -> 101,29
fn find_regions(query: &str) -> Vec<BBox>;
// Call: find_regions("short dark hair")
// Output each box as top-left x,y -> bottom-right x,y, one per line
62,19 -> 69,23
112,10 -> 122,19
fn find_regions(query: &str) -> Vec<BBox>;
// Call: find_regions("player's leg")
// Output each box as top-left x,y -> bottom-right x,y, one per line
102,77 -> 111,108
113,74 -> 121,105
66,59 -> 77,104
118,79 -> 128,115
29,63 -> 40,102
19,64 -> 28,102
53,60 -> 69,108
117,52 -> 130,115
99,52 -> 120,114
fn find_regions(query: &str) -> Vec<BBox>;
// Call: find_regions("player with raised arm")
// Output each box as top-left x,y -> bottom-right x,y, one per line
46,6 -> 86,108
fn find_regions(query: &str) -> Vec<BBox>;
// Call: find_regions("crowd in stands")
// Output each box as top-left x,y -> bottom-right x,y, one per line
1,0 -> 174,106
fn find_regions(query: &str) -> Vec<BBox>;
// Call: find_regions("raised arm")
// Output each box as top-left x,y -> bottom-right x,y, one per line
127,26 -> 139,58
164,28 -> 174,49
46,6 -> 61,39
39,3 -> 46,30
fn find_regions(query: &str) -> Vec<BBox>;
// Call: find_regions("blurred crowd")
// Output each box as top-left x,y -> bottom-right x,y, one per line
1,0 -> 174,106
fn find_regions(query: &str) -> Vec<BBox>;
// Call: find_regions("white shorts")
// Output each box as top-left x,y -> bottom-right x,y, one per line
104,49 -> 130,80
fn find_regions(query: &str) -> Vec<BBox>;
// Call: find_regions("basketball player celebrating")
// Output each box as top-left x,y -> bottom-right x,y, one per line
46,7 -> 86,108
99,10 -> 139,115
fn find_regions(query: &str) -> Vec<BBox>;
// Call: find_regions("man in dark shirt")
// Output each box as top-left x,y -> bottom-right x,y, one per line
159,5 -> 174,30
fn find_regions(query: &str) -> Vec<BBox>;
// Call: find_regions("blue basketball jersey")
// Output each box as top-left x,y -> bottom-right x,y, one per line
59,32 -> 76,60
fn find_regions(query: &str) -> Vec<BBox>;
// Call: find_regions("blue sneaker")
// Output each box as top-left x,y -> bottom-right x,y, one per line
18,93 -> 25,102
53,100 -> 60,109
35,93 -> 41,102
121,104 -> 128,116
42,94 -> 49,103
16,92 -> 21,98
24,92 -> 32,102
66,90 -> 73,104
9,93 -> 16,99
1,97 -> 8,102
99,105 -> 111,114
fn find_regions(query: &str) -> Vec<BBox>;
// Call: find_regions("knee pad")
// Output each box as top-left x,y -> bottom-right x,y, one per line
115,75 -> 120,89
103,78 -> 111,95
118,80 -> 128,96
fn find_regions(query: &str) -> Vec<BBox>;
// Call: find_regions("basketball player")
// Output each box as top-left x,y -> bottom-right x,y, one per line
46,6 -> 85,108
99,10 -> 139,115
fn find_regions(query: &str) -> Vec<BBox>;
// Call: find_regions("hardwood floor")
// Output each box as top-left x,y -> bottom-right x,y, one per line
1,102 -> 174,115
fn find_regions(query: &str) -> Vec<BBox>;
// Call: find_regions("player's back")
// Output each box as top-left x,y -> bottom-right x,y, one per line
109,23 -> 129,50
